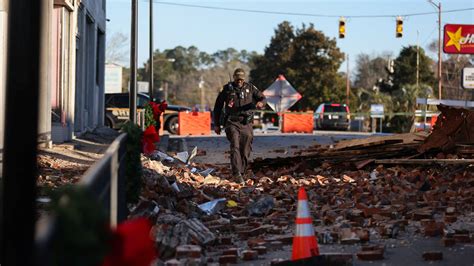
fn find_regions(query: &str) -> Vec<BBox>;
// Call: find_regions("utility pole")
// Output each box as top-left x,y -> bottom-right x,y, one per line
428,0 -> 442,99
149,0 -> 154,100
416,30 -> 420,88
346,54 -> 350,106
2,0 -> 42,264
199,76 -> 205,111
129,0 -> 138,123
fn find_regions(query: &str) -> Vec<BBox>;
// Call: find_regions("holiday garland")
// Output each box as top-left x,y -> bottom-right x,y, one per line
47,186 -> 157,266
142,101 -> 167,155
121,121 -> 143,204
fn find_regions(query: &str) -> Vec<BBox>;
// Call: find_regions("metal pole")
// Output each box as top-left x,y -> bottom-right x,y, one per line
437,2 -> 442,100
1,0 -> 42,264
346,54 -> 350,106
149,0 -> 154,100
129,0 -> 138,123
416,30 -> 420,89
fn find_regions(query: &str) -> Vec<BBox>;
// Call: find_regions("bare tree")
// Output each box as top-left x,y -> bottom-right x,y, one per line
106,32 -> 129,65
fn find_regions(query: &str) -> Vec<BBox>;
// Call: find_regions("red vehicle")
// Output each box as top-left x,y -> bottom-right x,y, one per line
313,103 -> 351,131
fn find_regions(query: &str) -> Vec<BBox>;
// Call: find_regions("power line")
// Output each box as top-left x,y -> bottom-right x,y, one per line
139,1 -> 474,19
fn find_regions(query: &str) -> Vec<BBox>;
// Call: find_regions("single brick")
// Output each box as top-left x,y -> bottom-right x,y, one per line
219,236 -> 233,245
454,234 -> 471,243
222,248 -> 239,256
423,251 -> 443,261
242,250 -> 259,261
164,259 -> 180,266
252,246 -> 267,255
176,245 -> 201,259
441,238 -> 456,247
219,255 -> 238,264
357,250 -> 384,261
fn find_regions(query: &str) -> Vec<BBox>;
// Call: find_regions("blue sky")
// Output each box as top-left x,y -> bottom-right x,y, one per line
106,0 -> 474,70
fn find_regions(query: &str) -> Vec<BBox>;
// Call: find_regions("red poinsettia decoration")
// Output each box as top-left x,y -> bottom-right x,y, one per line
142,125 -> 159,155
149,101 -> 168,122
102,218 -> 157,266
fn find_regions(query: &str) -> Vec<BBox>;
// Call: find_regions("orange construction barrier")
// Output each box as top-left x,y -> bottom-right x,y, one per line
282,112 -> 314,133
178,111 -> 211,136
430,115 -> 438,129
292,187 -> 319,261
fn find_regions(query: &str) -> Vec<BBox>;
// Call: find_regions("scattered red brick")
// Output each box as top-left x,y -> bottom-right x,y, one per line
423,251 -> 443,261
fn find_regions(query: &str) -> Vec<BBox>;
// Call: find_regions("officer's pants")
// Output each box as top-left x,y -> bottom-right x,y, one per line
225,120 -> 253,176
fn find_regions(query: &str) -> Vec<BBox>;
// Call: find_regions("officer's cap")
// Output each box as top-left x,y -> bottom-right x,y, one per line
233,68 -> 245,80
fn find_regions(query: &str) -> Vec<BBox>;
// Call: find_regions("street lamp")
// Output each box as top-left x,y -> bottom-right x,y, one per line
428,0 -> 442,100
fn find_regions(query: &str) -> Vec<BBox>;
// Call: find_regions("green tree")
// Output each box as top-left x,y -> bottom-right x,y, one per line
442,54 -> 474,100
250,21 -> 295,89
354,53 -> 392,90
386,46 -> 435,132
288,24 -> 345,107
251,22 -> 345,109
393,45 -> 435,89
138,46 -> 259,107
139,50 -> 174,93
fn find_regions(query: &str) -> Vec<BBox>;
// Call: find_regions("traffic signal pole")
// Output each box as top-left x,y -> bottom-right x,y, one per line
1,0 -> 42,264
346,54 -> 350,106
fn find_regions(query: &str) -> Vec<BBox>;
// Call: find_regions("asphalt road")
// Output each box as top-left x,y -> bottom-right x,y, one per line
167,130 -> 376,165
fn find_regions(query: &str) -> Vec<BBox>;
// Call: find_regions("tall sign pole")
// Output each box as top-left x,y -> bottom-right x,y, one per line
437,2 -> 442,100
130,0 -> 138,123
149,0 -> 154,100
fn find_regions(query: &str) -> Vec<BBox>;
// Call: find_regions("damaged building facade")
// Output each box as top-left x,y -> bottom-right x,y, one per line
0,0 -> 106,148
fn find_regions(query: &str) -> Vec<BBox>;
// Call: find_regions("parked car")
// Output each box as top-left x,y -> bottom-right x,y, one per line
313,103 -> 351,130
104,92 -> 191,134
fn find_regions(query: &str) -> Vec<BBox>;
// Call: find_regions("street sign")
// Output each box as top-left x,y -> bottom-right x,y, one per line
263,75 -> 302,113
370,104 -> 384,118
443,24 -> 474,54
462,67 -> 474,89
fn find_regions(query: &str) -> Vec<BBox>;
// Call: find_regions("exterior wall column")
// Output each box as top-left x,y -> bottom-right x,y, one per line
38,0 -> 53,147
0,0 -> 8,166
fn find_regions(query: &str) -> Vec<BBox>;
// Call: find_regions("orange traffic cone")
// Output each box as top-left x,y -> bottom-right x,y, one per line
291,187 -> 319,261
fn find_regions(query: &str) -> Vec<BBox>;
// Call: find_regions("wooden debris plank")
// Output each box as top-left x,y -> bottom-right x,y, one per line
374,159 -> 474,165
333,133 -> 427,151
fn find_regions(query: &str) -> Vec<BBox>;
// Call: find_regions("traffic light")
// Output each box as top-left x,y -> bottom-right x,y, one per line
396,16 -> 403,38
339,17 -> 346,38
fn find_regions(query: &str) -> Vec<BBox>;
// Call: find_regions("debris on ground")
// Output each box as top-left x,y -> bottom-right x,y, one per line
37,106 -> 474,264
136,105 -> 474,264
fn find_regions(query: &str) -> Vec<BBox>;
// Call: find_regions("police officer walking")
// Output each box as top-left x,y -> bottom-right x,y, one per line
213,68 -> 265,183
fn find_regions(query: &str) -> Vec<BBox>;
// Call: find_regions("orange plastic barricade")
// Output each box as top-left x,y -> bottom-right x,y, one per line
430,115 -> 438,129
178,111 -> 211,136
282,112 -> 314,133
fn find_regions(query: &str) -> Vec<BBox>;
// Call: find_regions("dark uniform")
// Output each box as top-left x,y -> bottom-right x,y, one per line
213,80 -> 265,178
